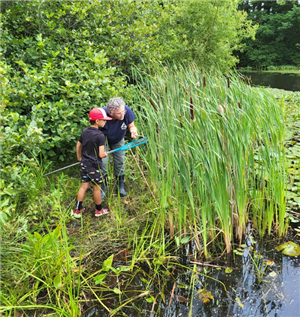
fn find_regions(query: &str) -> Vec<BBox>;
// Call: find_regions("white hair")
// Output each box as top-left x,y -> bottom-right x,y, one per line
106,97 -> 125,116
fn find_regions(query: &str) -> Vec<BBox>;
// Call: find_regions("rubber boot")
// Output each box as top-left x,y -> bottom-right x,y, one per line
117,175 -> 127,197
101,176 -> 107,200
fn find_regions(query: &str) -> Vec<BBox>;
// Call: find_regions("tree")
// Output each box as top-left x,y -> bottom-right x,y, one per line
236,0 -> 300,68
157,0 -> 257,71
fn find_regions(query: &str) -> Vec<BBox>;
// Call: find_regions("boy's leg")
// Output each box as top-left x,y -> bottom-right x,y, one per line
77,182 -> 89,201
92,184 -> 101,205
93,184 -> 109,217
74,182 -> 89,218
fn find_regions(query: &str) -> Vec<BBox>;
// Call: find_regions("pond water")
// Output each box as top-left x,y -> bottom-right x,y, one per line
84,228 -> 300,317
239,71 -> 300,92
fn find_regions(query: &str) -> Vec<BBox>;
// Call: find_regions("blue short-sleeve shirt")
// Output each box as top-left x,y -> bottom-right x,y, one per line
100,105 -> 135,145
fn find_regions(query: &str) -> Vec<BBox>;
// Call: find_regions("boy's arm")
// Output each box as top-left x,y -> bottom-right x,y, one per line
99,145 -> 108,158
128,122 -> 138,139
76,141 -> 82,161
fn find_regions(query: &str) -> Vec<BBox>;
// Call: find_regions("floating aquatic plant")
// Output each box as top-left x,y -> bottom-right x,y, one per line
275,241 -> 300,256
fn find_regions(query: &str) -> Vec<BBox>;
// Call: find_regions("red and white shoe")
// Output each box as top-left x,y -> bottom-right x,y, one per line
73,207 -> 85,218
95,208 -> 110,217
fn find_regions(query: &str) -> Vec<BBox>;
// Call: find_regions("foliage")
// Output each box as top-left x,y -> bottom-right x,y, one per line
0,0 -> 258,160
237,0 -> 300,68
0,0 -> 134,163
158,0 -> 257,71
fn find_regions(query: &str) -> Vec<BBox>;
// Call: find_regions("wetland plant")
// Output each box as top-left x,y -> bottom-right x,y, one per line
133,63 -> 288,257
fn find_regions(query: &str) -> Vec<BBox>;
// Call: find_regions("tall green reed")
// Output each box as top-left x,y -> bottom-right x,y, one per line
132,64 -> 287,256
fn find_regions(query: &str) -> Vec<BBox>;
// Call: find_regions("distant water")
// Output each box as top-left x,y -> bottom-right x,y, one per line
239,71 -> 300,92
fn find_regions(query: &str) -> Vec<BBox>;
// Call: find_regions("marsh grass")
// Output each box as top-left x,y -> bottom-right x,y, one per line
132,63 -> 288,257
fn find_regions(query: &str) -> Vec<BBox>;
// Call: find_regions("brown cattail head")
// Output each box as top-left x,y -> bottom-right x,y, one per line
149,98 -> 157,111
227,76 -> 230,88
165,86 -> 168,94
238,101 -> 242,109
178,115 -> 184,128
249,78 -> 253,87
190,97 -> 194,120
203,75 -> 206,87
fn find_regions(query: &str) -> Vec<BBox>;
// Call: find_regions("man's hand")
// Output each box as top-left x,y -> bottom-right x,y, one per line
129,126 -> 138,139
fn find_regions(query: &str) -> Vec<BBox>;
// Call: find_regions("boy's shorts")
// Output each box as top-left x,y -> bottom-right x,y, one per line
80,163 -> 103,185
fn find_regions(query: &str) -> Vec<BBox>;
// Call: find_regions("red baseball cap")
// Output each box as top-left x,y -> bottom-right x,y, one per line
89,108 -> 112,121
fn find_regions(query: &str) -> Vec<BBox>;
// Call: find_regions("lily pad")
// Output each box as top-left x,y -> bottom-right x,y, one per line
275,241 -> 300,256
294,197 -> 300,204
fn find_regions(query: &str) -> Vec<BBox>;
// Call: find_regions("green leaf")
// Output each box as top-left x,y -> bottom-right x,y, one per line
102,254 -> 114,271
113,287 -> 122,295
181,236 -> 191,244
146,296 -> 155,303
94,273 -> 107,285
54,274 -> 63,289
275,241 -> 300,256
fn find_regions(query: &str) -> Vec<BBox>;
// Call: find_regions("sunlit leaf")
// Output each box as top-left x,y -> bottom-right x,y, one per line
177,283 -> 189,289
266,260 -> 274,266
235,297 -> 244,307
113,287 -> 122,295
197,289 -> 214,303
94,273 -> 107,285
102,254 -> 114,271
225,268 -> 233,274
146,296 -> 154,303
181,236 -> 191,244
275,241 -> 300,256
54,273 -> 63,289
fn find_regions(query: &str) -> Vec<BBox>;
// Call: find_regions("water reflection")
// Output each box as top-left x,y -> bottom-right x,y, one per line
239,71 -> 300,92
83,235 -> 300,317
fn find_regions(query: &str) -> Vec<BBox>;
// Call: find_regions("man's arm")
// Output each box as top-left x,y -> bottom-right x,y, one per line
128,122 -> 138,139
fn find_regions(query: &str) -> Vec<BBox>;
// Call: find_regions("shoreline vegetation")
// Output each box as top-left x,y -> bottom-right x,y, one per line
237,66 -> 300,74
2,66 -> 300,316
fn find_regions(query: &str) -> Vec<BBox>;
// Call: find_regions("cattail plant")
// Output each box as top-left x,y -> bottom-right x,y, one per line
149,98 -> 157,111
190,97 -> 194,120
132,64 -> 287,257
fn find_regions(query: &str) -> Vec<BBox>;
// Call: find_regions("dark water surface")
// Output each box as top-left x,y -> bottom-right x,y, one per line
239,71 -> 300,92
84,231 -> 300,317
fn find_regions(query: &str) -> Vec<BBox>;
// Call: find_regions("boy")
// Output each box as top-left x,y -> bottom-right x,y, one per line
74,108 -> 112,218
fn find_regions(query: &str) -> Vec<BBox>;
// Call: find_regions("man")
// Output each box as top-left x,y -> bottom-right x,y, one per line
99,97 -> 138,198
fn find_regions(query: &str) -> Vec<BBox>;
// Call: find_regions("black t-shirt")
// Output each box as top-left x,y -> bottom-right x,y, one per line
78,127 -> 105,168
